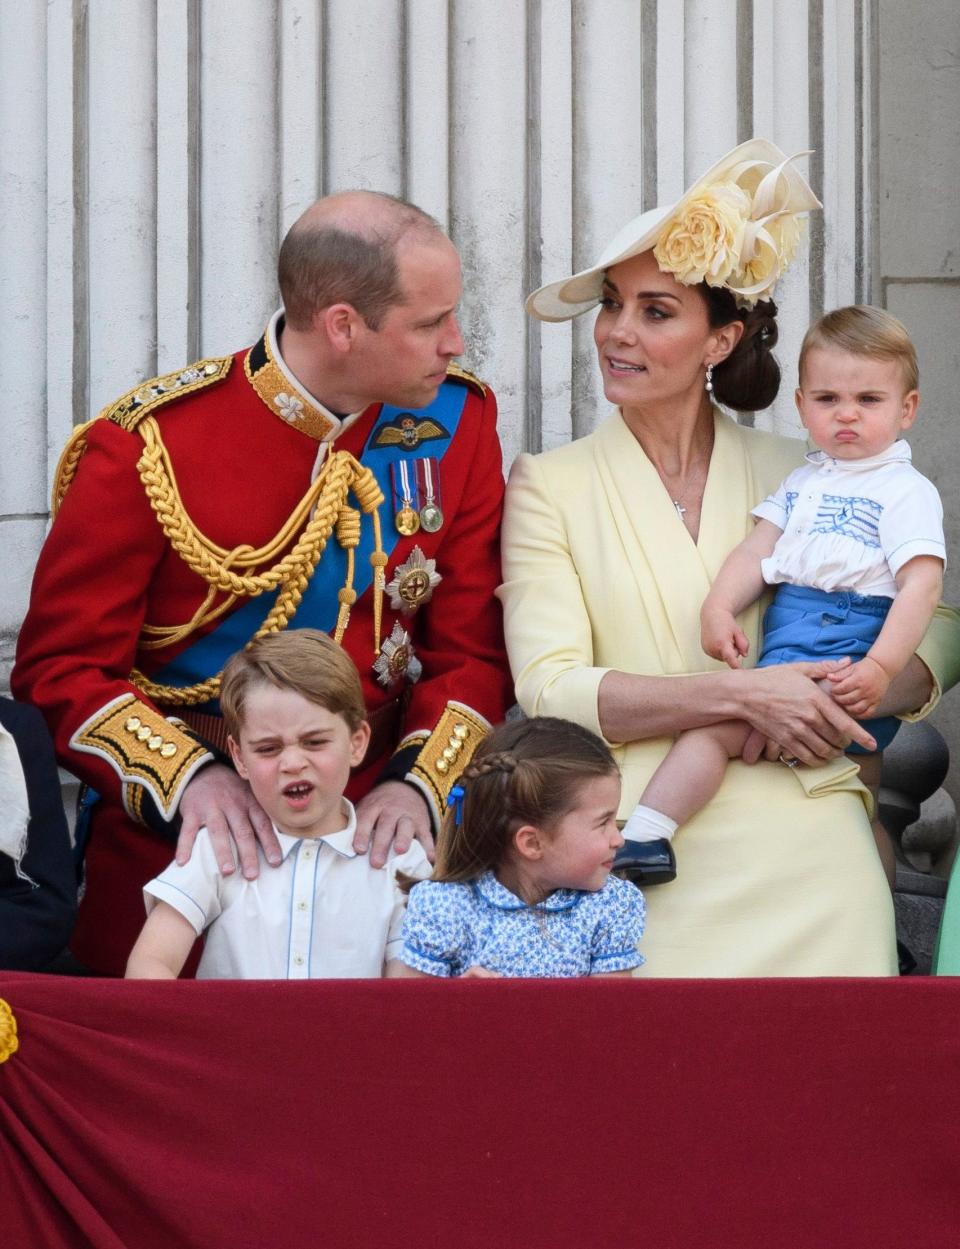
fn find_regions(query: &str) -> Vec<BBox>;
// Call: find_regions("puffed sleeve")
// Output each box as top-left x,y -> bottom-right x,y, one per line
589,877 -> 646,974
142,829 -> 228,936
396,880 -> 466,977
384,842 -> 433,965
750,467 -> 794,528
879,474 -> 946,577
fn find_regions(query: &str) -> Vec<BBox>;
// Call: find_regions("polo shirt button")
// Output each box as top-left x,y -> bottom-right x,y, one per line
293,954 -> 304,966
297,901 -> 307,911
302,849 -> 313,859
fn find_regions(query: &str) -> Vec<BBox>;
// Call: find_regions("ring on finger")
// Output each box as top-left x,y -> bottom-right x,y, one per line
778,751 -> 800,769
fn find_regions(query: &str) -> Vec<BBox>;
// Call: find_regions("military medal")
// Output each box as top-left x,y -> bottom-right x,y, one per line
386,546 -> 441,614
373,622 -> 423,688
416,457 -> 444,533
390,461 -> 420,535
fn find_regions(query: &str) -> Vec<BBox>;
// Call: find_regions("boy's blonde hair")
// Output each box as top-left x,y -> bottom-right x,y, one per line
799,305 -> 919,393
219,629 -> 366,739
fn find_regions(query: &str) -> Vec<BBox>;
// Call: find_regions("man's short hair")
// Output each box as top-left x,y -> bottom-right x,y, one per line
220,629 -> 367,740
799,305 -> 919,393
279,194 -> 442,331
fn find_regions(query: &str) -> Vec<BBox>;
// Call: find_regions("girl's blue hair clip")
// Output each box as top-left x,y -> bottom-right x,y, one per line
447,784 -> 465,825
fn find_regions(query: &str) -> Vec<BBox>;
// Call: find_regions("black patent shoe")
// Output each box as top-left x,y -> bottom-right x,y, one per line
613,837 -> 677,886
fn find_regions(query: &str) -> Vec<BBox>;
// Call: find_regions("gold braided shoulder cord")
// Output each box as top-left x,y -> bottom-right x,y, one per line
51,420 -> 98,516
130,416 -> 385,706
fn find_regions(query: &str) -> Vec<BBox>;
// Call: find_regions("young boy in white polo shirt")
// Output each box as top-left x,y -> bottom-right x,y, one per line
622,306 -> 945,886
126,630 -> 430,978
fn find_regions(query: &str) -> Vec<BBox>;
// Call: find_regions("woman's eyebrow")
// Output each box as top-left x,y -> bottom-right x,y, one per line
601,278 -> 680,301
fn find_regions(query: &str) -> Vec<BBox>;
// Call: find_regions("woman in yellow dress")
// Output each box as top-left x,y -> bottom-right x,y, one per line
499,140 -> 959,975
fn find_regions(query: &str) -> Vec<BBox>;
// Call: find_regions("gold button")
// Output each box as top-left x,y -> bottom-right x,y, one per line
137,726 -> 152,741
204,362 -> 218,375
125,716 -> 141,732
436,758 -> 449,774
147,735 -> 163,751
160,743 -> 177,758
454,724 -> 468,740
442,747 -> 456,762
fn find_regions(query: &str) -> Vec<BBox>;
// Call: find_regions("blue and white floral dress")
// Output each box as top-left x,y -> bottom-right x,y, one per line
397,870 -> 645,977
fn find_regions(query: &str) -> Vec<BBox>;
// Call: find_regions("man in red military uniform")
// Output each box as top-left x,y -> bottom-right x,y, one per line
14,191 -> 512,974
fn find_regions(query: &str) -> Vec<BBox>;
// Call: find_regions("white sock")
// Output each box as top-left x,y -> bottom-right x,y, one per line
621,804 -> 679,843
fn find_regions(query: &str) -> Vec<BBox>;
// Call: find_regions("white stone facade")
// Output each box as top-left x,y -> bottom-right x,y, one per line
1,0 -> 957,801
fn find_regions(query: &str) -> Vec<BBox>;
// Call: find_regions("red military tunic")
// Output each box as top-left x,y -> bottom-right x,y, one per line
14,316 -> 512,973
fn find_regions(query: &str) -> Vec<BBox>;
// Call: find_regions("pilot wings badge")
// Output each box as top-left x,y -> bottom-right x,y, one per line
372,413 -> 450,451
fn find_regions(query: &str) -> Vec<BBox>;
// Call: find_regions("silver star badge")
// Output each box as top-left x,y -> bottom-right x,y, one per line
373,623 -> 423,688
386,546 -> 441,615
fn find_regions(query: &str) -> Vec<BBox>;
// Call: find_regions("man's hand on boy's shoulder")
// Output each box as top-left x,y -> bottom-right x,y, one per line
354,781 -> 435,869
173,767 -> 434,880
175,763 -> 281,880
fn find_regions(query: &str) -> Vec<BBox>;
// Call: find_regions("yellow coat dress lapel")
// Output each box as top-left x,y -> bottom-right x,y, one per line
594,408 -> 764,674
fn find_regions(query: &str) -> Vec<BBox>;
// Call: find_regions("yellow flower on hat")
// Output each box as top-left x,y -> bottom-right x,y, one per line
729,213 -> 805,304
653,183 -> 751,288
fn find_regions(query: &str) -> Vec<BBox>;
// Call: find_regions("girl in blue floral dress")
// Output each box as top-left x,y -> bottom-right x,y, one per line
389,717 -> 645,978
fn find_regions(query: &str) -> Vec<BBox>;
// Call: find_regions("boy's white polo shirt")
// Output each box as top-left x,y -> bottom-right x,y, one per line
752,441 -> 945,597
144,800 -> 431,979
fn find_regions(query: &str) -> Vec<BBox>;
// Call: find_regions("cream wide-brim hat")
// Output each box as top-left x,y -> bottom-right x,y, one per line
526,138 -> 822,322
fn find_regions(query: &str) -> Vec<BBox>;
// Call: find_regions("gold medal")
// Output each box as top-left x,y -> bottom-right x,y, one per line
391,460 -> 421,535
395,505 -> 420,536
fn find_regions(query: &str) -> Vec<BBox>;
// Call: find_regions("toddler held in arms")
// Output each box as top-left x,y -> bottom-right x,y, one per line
126,630 -> 430,978
624,306 -> 945,885
389,717 -> 645,978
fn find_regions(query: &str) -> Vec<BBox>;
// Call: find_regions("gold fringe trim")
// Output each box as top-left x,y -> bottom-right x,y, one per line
0,998 -> 18,1064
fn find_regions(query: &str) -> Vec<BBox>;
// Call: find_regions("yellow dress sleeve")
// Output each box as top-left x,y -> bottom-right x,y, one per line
497,451 -> 612,739
903,603 -> 960,721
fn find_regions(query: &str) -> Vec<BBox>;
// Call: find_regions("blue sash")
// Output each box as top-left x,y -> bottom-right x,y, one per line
149,381 -> 469,710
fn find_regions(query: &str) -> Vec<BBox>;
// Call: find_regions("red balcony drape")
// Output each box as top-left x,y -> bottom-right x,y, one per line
1,975 -> 958,1248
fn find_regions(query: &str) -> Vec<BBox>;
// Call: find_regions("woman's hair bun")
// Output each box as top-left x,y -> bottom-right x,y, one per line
705,291 -> 781,413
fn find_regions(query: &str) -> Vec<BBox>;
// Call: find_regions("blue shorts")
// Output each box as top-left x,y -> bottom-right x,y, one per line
757,584 -> 900,753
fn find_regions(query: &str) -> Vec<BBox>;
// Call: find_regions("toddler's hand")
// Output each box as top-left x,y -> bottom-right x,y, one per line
828,655 -> 891,719
700,605 -> 749,669
462,965 -> 501,979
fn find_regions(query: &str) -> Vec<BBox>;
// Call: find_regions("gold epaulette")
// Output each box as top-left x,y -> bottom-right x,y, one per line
444,362 -> 487,397
50,356 -> 234,516
104,356 -> 233,431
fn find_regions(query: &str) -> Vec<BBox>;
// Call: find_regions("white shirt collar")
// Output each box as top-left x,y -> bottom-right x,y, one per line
273,798 -> 359,862
805,439 -> 913,472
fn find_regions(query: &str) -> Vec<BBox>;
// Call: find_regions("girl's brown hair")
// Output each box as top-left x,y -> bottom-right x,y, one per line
402,716 -> 618,892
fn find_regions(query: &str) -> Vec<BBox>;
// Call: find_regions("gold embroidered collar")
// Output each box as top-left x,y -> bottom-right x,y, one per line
244,310 -> 361,442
